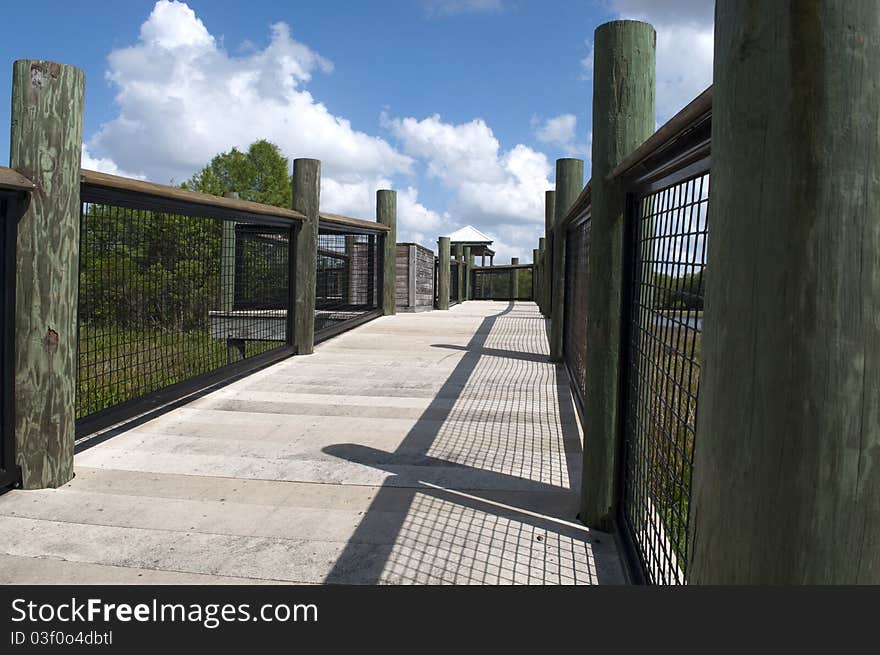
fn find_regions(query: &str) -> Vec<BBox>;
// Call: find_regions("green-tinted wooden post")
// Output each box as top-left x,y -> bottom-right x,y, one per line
538,237 -> 547,313
454,244 -> 464,303
549,159 -> 584,362
579,20 -> 655,529
437,237 -> 450,310
689,2 -> 880,584
463,246 -> 472,301
222,192 -> 245,363
11,60 -> 84,489
543,191 -> 556,318
531,249 -> 538,302
377,189 -> 396,316
511,257 -> 520,300
292,158 -> 320,355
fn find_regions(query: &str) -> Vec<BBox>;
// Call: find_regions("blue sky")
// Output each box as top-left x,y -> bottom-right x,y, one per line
0,0 -> 713,261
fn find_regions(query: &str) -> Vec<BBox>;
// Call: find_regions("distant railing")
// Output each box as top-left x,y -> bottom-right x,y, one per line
471,265 -> 533,300
76,170 -> 301,437
314,216 -> 385,342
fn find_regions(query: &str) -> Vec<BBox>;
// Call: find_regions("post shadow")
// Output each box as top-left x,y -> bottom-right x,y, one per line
321,302 -> 621,584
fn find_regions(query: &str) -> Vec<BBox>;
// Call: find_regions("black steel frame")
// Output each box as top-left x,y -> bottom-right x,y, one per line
615,115 -> 711,585
313,220 -> 384,344
449,261 -> 460,307
0,191 -> 22,492
76,184 -> 298,439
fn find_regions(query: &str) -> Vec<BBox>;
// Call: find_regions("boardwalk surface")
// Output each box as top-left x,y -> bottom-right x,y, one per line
0,302 -> 624,584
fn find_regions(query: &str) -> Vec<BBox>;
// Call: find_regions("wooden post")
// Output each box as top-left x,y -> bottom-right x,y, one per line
579,20 -> 655,529
344,236 -> 356,304
221,192 -> 245,363
532,249 -> 538,302
511,257 -> 520,300
463,246 -> 472,301
437,237 -> 450,310
454,244 -> 464,303
292,158 -> 320,355
688,2 -> 880,584
11,61 -> 84,489
549,159 -> 584,362
543,191 -> 556,318
538,236 -> 547,313
377,189 -> 396,316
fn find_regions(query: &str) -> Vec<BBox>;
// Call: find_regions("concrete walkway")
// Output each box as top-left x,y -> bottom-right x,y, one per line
0,302 -> 624,584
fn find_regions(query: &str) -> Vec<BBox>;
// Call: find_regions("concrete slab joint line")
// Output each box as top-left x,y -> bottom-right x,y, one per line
0,302 -> 625,585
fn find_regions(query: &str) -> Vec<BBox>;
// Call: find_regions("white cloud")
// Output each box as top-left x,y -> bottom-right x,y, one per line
532,114 -> 589,157
84,1 -> 546,261
80,144 -> 144,179
422,0 -> 505,17
385,113 -> 551,227
89,1 -> 411,186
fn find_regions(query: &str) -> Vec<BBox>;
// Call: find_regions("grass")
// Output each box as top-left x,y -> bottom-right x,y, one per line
76,324 -> 279,419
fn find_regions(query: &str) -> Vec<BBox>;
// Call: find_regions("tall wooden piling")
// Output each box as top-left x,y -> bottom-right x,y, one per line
11,60 -> 84,489
463,246 -> 472,301
455,244 -> 464,303
292,158 -> 320,355
532,249 -> 538,302
377,190 -> 397,316
538,237 -> 547,313
437,237 -> 450,310
511,257 -> 520,299
549,159 -> 584,362
543,191 -> 556,318
688,1 -> 880,584
579,20 -> 655,529
221,192 -> 245,363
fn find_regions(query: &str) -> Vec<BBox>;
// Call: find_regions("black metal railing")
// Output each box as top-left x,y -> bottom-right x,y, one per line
314,224 -> 382,341
618,114 -> 711,584
450,260 -> 460,306
471,266 -> 533,300
563,207 -> 591,414
77,184 -> 296,437
0,190 -> 21,491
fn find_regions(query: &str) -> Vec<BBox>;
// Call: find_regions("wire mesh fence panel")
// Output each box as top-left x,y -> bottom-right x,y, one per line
621,170 -> 709,585
472,268 -> 533,300
315,227 -> 382,339
77,187 -> 294,436
563,212 -> 591,410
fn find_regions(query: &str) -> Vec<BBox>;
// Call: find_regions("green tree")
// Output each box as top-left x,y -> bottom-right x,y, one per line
182,139 -> 291,208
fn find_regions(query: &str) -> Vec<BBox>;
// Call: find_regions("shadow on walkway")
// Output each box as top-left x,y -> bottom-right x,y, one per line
322,302 -> 622,584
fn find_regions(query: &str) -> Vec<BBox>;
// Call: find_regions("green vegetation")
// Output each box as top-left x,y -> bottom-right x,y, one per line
182,139 -> 292,207
77,140 -> 292,420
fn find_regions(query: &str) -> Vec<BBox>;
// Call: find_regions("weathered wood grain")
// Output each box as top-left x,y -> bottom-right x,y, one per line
689,1 -> 880,584
550,159 -> 584,362
579,20 -> 655,529
437,237 -> 450,310
11,60 -> 85,489
377,190 -> 397,316
292,159 -> 320,355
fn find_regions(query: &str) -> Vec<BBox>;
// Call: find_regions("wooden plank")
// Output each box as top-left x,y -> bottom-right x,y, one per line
81,169 -> 305,222
0,166 -> 36,191
320,211 -> 391,233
